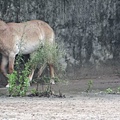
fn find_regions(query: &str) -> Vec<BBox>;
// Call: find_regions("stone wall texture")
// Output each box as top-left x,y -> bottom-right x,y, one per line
0,0 -> 120,82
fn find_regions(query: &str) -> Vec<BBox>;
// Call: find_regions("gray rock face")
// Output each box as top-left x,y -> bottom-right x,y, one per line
0,0 -> 120,79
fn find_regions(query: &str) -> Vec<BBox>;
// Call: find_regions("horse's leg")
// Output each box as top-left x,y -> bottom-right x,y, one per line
8,53 -> 16,74
37,62 -> 55,84
5,53 -> 16,87
27,53 -> 36,85
37,62 -> 47,78
1,55 -> 8,76
48,63 -> 55,84
28,69 -> 35,82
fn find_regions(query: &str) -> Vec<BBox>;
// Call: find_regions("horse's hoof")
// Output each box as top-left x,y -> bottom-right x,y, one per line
6,84 -> 9,88
50,79 -> 55,84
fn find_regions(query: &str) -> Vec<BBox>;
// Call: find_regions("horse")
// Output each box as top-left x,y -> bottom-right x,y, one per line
0,20 -> 55,85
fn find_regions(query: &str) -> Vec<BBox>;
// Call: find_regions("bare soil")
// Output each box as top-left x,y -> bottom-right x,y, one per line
0,75 -> 120,120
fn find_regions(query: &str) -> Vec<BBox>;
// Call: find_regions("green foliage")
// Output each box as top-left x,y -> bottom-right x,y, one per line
117,87 -> 120,93
7,43 -> 64,97
86,80 -> 93,93
7,55 -> 30,97
105,88 -> 113,94
30,89 -> 39,96
105,87 -> 120,94
29,43 -> 64,84
30,43 -> 62,70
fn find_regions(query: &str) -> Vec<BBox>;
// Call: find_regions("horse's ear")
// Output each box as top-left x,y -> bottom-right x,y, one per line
0,20 -> 7,31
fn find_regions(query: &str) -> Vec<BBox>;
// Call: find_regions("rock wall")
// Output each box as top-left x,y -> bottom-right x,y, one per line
0,0 -> 120,80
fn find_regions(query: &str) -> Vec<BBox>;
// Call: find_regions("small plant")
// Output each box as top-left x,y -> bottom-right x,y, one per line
29,42 -> 64,84
30,43 -> 63,70
7,55 -> 30,97
105,88 -> 113,94
117,87 -> 120,93
7,42 -> 64,97
86,80 -> 93,92
30,89 -> 39,96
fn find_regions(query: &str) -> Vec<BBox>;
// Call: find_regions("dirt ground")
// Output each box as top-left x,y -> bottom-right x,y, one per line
0,75 -> 120,120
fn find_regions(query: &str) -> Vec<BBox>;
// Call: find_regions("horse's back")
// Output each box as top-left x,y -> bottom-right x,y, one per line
7,20 -> 55,54
8,20 -> 54,43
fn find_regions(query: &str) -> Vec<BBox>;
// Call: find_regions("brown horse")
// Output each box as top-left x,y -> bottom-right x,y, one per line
0,20 -> 55,85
